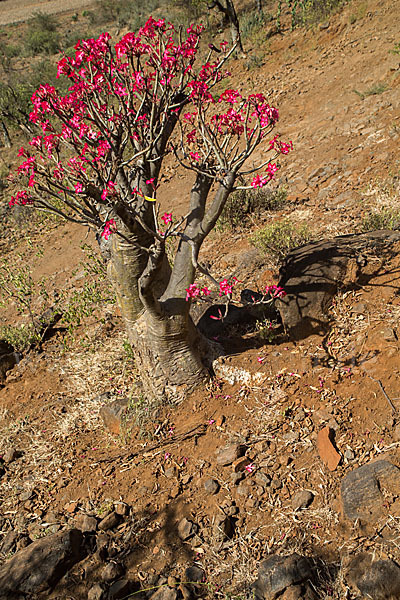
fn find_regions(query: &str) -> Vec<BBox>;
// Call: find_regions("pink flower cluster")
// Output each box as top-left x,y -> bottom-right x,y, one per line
161,212 -> 172,225
265,284 -> 286,298
185,284 -> 211,302
101,219 -> 116,240
251,163 -> 279,188
9,190 -> 33,207
219,277 -> 238,296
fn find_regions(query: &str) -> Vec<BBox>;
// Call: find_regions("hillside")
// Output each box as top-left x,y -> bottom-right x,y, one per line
0,0 -> 400,599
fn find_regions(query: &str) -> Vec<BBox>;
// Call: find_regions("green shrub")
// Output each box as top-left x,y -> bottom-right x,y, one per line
250,218 -> 313,262
0,324 -> 39,352
24,12 -> 60,55
277,0 -> 347,30
353,83 -> 387,100
361,208 -> 400,232
218,187 -> 288,231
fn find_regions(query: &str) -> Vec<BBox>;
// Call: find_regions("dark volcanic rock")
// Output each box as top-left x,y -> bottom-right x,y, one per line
341,460 -> 400,522
252,554 -> 313,600
0,529 -> 85,596
347,554 -> 400,599
277,230 -> 400,338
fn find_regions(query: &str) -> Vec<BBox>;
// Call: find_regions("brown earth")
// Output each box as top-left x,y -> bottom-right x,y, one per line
0,0 -> 400,598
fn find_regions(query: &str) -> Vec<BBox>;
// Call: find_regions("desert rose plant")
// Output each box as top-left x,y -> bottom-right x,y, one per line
9,18 -> 292,401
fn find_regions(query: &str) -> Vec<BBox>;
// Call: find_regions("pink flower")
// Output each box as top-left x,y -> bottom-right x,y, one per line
101,219 -> 116,240
219,277 -> 237,297
185,284 -> 200,301
257,357 -> 264,364
251,174 -> 268,188
265,285 -> 286,298
164,452 -> 171,461
245,463 -> 254,473
161,213 -> 172,225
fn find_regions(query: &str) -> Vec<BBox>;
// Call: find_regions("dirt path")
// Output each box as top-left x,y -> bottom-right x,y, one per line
0,0 -> 94,26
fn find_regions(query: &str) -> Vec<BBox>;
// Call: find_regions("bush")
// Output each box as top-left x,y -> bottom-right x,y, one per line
217,187 -> 288,231
250,218 -> 313,262
93,0 -> 161,28
361,208 -> 400,232
277,0 -> 347,30
24,12 -> 60,55
0,324 -> 39,352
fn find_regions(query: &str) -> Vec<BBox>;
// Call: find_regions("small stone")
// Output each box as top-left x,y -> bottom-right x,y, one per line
101,561 -> 124,583
317,426 -> 341,471
109,579 -> 132,599
20,490 -> 33,502
270,477 -> 282,491
179,584 -> 192,600
164,467 -> 177,479
185,565 -> 205,582
216,444 -> 246,466
99,398 -> 129,436
255,472 -> 271,487
150,586 -> 178,600
3,448 -> 19,464
177,518 -> 197,541
352,302 -> 366,314
204,478 -> 219,495
237,483 -> 249,496
214,515 -> 234,540
230,472 -> 244,485
114,502 -> 130,516
215,415 -> 225,427
88,583 -> 107,600
65,501 -> 79,514
75,514 -> 98,533
381,327 -> 397,342
98,512 -> 121,531
344,449 -> 355,461
291,490 -> 314,511
282,431 -> 300,443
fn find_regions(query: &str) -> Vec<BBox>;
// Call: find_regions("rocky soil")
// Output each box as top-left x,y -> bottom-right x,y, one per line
0,0 -> 400,599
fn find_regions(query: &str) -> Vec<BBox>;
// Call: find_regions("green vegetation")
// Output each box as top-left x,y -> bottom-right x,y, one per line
255,318 -> 278,343
391,41 -> 400,55
217,187 -> 288,231
353,83 -> 388,100
59,244 -> 115,348
277,0 -> 347,30
250,218 -> 313,262
24,12 -> 60,55
360,207 -> 400,232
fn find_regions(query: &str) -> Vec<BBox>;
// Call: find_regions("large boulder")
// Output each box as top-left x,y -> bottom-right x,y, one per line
340,460 -> 400,523
346,553 -> 400,599
252,554 -> 315,600
276,230 -> 400,338
0,528 -> 85,597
